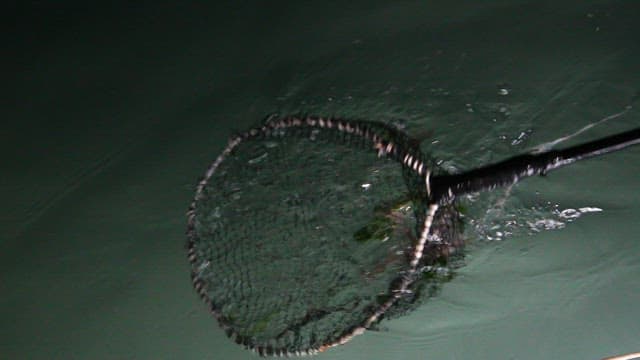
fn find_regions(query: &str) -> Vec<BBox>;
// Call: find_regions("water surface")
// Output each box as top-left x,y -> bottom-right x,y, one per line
2,1 -> 639,359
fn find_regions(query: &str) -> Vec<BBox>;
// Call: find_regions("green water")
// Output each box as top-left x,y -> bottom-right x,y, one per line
2,1 -> 639,359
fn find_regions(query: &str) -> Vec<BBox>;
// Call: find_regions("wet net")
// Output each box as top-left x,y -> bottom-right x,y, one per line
187,114 -> 639,356
186,116 -> 462,355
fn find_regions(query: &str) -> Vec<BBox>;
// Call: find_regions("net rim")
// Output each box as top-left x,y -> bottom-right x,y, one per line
186,115 -> 439,356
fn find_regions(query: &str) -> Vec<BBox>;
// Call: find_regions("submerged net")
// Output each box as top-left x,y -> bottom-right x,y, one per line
187,116 -> 463,355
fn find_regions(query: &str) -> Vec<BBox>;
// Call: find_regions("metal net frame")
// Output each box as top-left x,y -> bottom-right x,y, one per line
186,115 -> 454,356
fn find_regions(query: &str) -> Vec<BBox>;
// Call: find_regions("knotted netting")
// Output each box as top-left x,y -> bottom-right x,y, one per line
186,116 -> 462,355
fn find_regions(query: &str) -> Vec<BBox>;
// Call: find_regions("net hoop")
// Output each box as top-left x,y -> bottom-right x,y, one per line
186,115 -> 440,356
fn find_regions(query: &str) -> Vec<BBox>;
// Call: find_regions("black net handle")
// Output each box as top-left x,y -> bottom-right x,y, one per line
430,127 -> 640,203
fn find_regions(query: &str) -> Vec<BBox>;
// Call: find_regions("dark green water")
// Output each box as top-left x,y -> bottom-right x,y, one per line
2,1 -> 639,359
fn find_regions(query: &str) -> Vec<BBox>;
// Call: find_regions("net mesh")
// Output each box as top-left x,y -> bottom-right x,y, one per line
187,116 -> 463,355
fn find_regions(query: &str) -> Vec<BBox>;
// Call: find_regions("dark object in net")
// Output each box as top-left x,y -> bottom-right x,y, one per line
186,116 -> 639,356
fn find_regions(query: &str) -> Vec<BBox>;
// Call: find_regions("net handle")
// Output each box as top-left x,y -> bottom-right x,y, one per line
430,127 -> 640,203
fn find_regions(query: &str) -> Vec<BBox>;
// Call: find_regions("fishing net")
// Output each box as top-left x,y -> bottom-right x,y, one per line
186,116 -> 463,355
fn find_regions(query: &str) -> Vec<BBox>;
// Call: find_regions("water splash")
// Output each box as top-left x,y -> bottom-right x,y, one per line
467,199 -> 604,241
